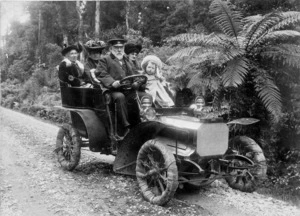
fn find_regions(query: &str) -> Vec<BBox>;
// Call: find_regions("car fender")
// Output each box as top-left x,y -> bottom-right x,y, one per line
113,121 -> 196,176
58,107 -> 110,152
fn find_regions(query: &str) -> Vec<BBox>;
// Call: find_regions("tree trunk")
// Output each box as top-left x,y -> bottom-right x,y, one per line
76,0 -> 86,42
95,1 -> 100,38
38,9 -> 41,65
63,34 -> 68,46
187,0 -> 194,28
125,0 -> 130,34
76,0 -> 86,61
0,2 -> 2,104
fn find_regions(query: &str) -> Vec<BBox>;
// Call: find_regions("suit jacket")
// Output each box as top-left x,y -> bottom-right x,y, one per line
95,53 -> 136,88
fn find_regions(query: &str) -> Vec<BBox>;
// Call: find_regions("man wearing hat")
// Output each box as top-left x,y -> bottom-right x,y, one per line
93,38 -> 151,133
58,43 -> 91,87
84,39 -> 106,84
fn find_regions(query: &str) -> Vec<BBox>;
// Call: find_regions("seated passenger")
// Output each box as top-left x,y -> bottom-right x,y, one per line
124,43 -> 142,73
84,40 -> 107,85
141,55 -> 174,107
58,43 -> 92,88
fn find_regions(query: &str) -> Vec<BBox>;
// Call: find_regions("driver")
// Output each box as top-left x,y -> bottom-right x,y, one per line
93,38 -> 151,134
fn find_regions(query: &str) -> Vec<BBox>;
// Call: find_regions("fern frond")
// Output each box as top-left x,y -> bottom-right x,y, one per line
187,73 -> 210,88
242,14 -> 263,32
244,13 -> 280,51
262,30 -> 300,41
209,0 -> 242,39
212,85 -> 226,107
253,68 -> 282,116
268,11 -> 300,32
187,74 -> 221,95
253,30 -> 300,48
167,33 -> 210,45
167,46 -> 204,63
260,44 -> 300,68
245,12 -> 300,51
221,57 -> 250,87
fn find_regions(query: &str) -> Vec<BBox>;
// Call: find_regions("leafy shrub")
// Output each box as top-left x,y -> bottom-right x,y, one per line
7,59 -> 34,82
21,78 -> 42,102
43,43 -> 62,67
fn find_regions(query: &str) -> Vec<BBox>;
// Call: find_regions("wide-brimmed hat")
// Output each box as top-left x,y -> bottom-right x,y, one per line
125,43 -> 142,55
61,43 -> 82,56
141,55 -> 162,71
108,38 -> 127,46
84,40 -> 106,52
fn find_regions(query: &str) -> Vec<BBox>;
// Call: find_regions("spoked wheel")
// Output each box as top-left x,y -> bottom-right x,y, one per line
56,124 -> 81,171
224,136 -> 267,192
225,157 -> 256,192
136,140 -> 178,206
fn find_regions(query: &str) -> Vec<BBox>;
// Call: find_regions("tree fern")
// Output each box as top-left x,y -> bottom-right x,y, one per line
209,0 -> 242,39
166,0 -> 300,119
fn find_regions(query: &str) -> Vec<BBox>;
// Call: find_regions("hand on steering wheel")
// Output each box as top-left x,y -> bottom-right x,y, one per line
119,75 -> 148,90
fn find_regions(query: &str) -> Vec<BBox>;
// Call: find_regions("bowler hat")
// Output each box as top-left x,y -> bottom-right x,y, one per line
108,38 -> 127,46
61,43 -> 82,56
125,43 -> 142,55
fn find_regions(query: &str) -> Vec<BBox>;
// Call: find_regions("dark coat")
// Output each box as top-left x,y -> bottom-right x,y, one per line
95,53 -> 136,88
58,59 -> 85,87
84,57 -> 99,84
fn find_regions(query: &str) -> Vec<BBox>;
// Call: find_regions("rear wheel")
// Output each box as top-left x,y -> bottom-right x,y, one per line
136,140 -> 178,206
56,124 -> 81,171
225,136 -> 267,192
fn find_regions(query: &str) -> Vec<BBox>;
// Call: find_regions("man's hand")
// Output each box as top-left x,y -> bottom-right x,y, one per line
112,80 -> 121,88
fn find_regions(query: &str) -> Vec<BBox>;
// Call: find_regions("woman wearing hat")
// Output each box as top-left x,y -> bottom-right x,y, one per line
141,55 -> 174,107
58,43 -> 91,87
124,43 -> 142,72
83,40 -> 107,84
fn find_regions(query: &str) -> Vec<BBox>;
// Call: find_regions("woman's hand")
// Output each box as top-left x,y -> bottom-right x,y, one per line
112,80 -> 121,88
90,69 -> 100,83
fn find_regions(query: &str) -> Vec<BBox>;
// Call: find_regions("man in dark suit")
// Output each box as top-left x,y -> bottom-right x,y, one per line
93,38 -> 151,133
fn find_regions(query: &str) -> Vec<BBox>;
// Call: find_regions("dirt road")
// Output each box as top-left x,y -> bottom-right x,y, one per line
0,107 -> 299,216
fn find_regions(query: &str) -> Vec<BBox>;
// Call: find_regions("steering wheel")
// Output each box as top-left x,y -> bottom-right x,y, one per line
119,75 -> 148,90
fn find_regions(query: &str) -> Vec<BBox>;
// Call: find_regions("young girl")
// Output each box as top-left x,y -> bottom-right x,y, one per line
141,55 -> 174,107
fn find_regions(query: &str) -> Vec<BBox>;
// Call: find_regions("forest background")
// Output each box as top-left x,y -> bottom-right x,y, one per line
0,0 -> 300,205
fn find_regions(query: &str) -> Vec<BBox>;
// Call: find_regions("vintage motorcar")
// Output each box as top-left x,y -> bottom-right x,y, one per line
55,75 -> 267,206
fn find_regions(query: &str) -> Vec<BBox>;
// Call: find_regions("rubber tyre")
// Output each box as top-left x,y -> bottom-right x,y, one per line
136,140 -> 178,206
56,124 -> 81,171
225,136 -> 267,192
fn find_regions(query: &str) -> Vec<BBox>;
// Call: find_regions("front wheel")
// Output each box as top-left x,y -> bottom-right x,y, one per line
136,140 -> 178,206
225,136 -> 267,192
56,124 -> 81,171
